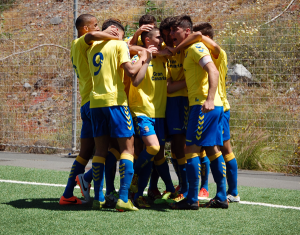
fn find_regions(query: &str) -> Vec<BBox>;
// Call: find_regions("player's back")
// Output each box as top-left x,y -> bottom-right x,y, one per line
71,36 -> 93,107
87,40 -> 131,108
211,49 -> 230,111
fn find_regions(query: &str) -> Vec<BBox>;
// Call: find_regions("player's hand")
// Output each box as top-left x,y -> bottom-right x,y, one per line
153,48 -> 172,57
145,45 -> 158,61
103,25 -> 119,37
166,46 -> 177,56
201,99 -> 215,113
137,24 -> 154,35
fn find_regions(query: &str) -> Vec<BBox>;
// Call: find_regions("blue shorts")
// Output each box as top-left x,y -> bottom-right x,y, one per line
80,101 -> 93,139
222,110 -> 231,141
186,105 -> 223,147
90,106 -> 134,138
133,116 -> 165,146
165,96 -> 189,136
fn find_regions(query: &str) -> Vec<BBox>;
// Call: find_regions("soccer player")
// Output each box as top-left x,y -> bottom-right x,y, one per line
169,15 -> 228,210
170,22 -> 240,202
193,23 -> 239,202
87,18 -> 148,211
129,27 -> 177,207
159,16 -> 189,202
59,14 -> 119,205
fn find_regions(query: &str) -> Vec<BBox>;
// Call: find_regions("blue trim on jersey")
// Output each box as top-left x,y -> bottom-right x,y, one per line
80,101 -> 93,139
222,110 -> 231,141
186,105 -> 223,147
90,106 -> 134,138
133,116 -> 165,146
165,96 -> 189,136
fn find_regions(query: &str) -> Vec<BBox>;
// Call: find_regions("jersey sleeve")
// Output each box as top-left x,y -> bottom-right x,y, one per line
131,54 -> 140,64
118,41 -> 131,66
190,42 -> 210,64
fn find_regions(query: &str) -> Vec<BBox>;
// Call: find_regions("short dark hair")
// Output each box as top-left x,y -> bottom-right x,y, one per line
75,14 -> 95,30
159,17 -> 173,32
141,27 -> 160,46
193,22 -> 214,39
170,15 -> 193,31
102,18 -> 124,32
139,14 -> 157,27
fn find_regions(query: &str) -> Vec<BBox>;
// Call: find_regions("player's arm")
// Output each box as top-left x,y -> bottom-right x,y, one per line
128,45 -> 146,57
84,26 -> 119,45
201,36 -> 221,59
131,46 -> 157,87
128,24 -> 154,46
167,78 -> 186,94
168,31 -> 203,55
201,58 -> 219,113
153,48 -> 172,57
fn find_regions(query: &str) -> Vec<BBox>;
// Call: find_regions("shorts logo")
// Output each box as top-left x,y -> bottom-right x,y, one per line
144,126 -> 149,133
184,106 -> 189,129
134,118 -> 140,135
123,106 -> 132,130
196,115 -> 204,140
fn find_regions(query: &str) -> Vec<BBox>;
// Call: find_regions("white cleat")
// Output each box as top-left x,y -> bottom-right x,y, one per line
76,173 -> 91,202
227,194 -> 240,203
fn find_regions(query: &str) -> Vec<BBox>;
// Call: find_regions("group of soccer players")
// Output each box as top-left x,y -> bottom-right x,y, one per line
59,13 -> 240,211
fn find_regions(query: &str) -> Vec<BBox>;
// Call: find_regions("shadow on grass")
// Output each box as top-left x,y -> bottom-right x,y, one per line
3,197 -> 171,212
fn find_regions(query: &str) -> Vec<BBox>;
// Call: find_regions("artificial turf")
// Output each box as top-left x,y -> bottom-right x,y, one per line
0,165 -> 299,234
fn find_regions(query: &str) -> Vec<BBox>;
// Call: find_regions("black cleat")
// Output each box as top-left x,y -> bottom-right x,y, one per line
200,198 -> 228,209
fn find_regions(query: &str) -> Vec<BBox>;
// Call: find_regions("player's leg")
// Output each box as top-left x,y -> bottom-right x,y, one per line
171,134 -> 188,197
147,163 -> 161,200
104,138 -> 121,207
198,149 -> 210,198
60,102 -> 94,205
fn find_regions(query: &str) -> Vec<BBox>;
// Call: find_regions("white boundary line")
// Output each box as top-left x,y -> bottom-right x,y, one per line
1,179 -> 300,211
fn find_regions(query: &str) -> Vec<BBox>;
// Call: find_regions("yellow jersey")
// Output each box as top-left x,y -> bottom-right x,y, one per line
211,49 -> 230,111
70,35 -> 92,107
183,42 -> 223,107
87,40 -> 131,108
167,49 -> 188,97
124,35 -> 143,46
129,55 -> 170,118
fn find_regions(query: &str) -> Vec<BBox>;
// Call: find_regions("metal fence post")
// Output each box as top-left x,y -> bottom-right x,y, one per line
71,0 -> 78,153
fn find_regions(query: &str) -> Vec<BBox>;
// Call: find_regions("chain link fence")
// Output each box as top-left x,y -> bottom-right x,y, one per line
0,0 -> 299,173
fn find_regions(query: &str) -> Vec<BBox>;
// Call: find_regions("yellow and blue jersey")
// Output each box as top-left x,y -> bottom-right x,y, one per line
70,35 -> 92,107
87,40 -> 131,108
129,55 -> 170,118
167,49 -> 188,97
211,49 -> 230,112
183,42 -> 223,107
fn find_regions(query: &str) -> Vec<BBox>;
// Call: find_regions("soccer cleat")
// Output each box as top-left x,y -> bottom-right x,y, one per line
200,198 -> 228,209
59,196 -> 84,205
116,199 -> 139,212
154,190 -> 178,204
130,174 -> 139,193
75,173 -> 91,202
105,190 -> 119,208
134,196 -> 151,208
198,188 -> 209,199
169,198 -> 199,210
172,193 -> 185,203
92,199 -> 106,210
227,194 -> 240,203
147,188 -> 162,201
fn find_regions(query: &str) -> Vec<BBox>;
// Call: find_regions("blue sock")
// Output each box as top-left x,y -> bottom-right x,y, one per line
177,162 -> 188,197
92,156 -> 105,202
209,153 -> 227,202
149,164 -> 160,190
200,156 -> 210,191
134,161 -> 153,200
119,155 -> 134,203
63,156 -> 87,198
155,158 -> 174,193
225,153 -> 238,196
134,146 -> 159,176
105,149 -> 119,195
186,155 -> 200,204
83,168 -> 93,183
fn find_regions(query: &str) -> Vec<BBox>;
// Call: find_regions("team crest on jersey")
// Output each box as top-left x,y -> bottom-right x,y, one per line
144,126 -> 149,133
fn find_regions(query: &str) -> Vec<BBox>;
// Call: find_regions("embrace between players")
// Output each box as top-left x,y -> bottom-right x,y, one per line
59,13 -> 240,211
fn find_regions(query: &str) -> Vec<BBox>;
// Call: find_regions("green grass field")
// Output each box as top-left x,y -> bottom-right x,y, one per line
0,165 -> 299,235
